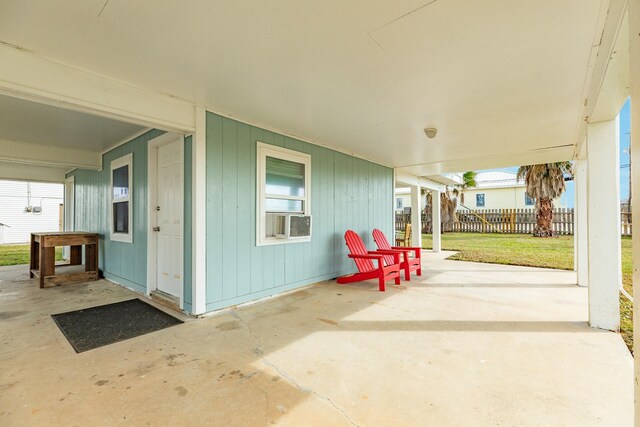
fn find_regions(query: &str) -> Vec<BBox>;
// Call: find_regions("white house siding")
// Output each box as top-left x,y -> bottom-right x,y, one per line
395,189 -> 427,212
0,180 -> 63,244
461,187 -> 565,210
396,186 -> 566,212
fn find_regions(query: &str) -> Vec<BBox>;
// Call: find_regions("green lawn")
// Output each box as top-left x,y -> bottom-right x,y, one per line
419,232 -> 634,352
0,244 -> 64,266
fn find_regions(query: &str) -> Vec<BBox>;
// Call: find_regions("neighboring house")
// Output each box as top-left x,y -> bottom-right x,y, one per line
393,188 -> 418,213
395,188 -> 427,213
396,170 -> 568,212
0,180 -> 63,244
461,171 -> 566,210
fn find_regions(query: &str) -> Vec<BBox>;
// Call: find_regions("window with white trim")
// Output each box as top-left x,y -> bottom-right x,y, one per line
110,153 -> 133,243
525,193 -> 535,206
256,142 -> 311,245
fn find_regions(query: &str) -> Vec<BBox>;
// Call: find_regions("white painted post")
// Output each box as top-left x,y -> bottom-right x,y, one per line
192,106 -> 207,315
410,185 -> 422,248
432,190 -> 442,252
573,156 -> 578,272
627,2 -> 640,423
586,118 -> 621,331
574,158 -> 589,287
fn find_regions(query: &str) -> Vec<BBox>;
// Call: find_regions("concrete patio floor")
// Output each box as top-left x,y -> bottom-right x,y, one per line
0,251 -> 633,426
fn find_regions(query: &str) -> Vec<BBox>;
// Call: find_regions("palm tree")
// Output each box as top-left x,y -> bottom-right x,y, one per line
423,188 -> 458,232
517,162 -> 572,237
456,171 -> 477,206
440,189 -> 458,232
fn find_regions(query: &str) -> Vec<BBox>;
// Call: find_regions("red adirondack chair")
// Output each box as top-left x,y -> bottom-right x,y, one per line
372,228 -> 422,281
336,230 -> 402,291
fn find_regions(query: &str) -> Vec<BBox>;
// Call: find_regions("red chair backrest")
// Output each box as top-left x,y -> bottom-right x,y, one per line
372,229 -> 395,266
344,230 -> 375,273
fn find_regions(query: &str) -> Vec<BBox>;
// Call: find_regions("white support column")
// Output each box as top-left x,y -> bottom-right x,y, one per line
628,2 -> 640,423
432,191 -> 442,252
586,118 -> 621,331
191,106 -> 207,315
410,185 -> 422,248
574,158 -> 589,287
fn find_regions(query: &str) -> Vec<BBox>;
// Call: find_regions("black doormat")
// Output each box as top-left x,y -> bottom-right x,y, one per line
51,299 -> 183,353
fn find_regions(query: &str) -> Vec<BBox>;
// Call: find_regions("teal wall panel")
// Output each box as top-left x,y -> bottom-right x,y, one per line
68,130 -> 194,311
205,112 -> 394,311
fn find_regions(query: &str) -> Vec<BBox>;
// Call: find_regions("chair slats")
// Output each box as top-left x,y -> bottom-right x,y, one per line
372,228 -> 422,281
345,230 -> 375,272
372,229 -> 395,265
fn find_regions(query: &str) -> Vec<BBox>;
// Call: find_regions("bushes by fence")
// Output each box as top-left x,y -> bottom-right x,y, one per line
395,208 -> 632,236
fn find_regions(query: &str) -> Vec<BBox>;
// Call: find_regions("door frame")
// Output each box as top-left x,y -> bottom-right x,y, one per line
147,132 -> 185,309
63,175 -> 75,259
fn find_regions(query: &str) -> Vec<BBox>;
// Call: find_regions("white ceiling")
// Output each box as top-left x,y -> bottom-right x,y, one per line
0,94 -> 146,151
0,0 -> 612,172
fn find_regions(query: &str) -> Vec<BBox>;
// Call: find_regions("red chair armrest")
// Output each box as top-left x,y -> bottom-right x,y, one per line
391,246 -> 421,257
348,253 -> 384,270
368,250 -> 401,264
348,254 -> 383,260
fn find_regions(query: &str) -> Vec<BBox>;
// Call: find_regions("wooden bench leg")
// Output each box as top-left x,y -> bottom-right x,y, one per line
69,245 -> 82,265
85,243 -> 98,278
40,246 -> 55,288
30,236 -> 37,278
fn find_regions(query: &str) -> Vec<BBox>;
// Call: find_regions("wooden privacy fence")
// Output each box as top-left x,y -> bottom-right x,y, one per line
395,208 -> 632,236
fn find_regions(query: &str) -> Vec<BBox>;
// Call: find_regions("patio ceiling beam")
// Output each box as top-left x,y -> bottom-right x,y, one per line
0,160 -> 66,183
574,0 -> 628,157
396,145 -> 575,177
0,139 -> 101,170
0,42 -> 196,133
395,171 -> 445,193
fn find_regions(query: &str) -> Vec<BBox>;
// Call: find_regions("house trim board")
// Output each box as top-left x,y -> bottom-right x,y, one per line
192,106 -> 207,315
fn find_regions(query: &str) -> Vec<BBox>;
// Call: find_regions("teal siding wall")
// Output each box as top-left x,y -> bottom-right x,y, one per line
205,112 -> 394,311
68,130 -> 194,311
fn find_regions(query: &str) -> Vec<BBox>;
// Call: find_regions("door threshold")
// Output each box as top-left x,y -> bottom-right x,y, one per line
150,290 -> 180,312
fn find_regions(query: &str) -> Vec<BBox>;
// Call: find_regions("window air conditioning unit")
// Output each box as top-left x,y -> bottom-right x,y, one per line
275,214 -> 312,239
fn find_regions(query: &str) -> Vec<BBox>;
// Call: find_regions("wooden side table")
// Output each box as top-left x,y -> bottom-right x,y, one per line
30,232 -> 99,288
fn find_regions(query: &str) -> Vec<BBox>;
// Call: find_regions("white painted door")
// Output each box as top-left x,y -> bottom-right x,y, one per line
156,140 -> 183,297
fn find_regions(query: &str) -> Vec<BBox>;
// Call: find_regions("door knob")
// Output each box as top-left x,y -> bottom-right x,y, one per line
153,226 -> 160,232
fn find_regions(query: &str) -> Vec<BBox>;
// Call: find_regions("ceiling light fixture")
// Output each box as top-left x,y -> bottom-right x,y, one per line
424,127 -> 437,139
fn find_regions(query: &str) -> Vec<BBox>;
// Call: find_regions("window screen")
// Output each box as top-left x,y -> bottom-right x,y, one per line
265,156 -> 305,213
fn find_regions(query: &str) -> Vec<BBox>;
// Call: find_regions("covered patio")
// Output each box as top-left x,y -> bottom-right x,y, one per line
1,1 -> 639,424
0,253 -> 632,426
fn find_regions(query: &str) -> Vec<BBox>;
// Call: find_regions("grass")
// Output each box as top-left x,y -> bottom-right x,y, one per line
419,232 -> 634,352
0,244 -> 64,267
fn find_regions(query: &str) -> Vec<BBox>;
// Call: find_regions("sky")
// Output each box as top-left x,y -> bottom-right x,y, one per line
484,98 -> 631,209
